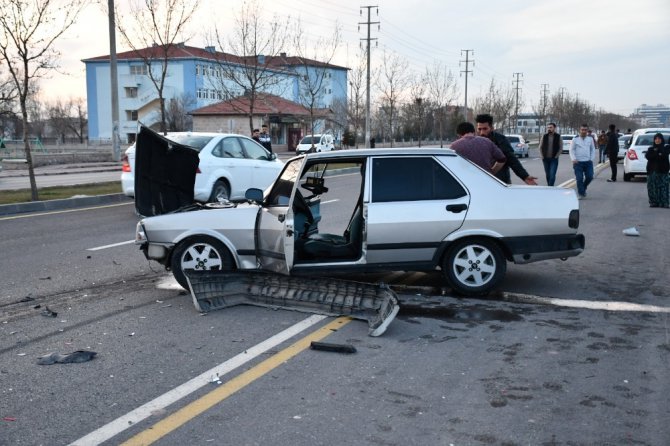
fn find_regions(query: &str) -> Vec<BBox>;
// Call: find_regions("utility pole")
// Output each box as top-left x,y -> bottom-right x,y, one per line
108,0 -> 120,162
460,50 -> 474,121
541,83 -> 549,132
359,5 -> 379,148
513,72 -> 523,133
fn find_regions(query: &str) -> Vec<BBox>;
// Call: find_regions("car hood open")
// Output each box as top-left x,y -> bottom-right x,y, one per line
134,125 -> 200,216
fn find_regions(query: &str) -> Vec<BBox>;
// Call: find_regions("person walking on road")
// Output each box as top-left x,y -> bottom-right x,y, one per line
606,124 -> 619,182
644,133 -> 670,208
538,122 -> 562,186
597,130 -> 608,163
475,113 -> 538,185
569,124 -> 596,199
451,122 -> 507,174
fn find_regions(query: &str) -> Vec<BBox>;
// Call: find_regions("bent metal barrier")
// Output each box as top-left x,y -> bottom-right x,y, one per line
185,270 -> 400,337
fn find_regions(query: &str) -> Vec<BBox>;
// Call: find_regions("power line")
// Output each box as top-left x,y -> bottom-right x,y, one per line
460,50 -> 474,119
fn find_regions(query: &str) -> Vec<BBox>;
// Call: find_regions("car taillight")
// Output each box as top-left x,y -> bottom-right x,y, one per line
626,149 -> 638,160
121,154 -> 131,172
196,167 -> 201,174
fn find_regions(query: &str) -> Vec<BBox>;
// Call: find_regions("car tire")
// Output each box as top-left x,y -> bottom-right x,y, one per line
442,237 -> 506,296
170,236 -> 234,290
209,180 -> 230,203
623,173 -> 632,182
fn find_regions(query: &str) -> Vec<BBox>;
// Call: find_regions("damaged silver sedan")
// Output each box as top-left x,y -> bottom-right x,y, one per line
134,126 -> 585,298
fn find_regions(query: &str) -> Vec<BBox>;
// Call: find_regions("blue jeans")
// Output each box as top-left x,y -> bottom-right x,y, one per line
573,161 -> 594,196
542,158 -> 559,186
598,145 -> 607,163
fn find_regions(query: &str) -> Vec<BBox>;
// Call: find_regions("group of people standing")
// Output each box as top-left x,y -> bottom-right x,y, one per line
452,117 -> 669,207
251,124 -> 273,154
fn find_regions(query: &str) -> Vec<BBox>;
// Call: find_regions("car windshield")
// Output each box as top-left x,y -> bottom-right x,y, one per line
300,136 -> 319,145
562,136 -> 573,140
507,136 -> 520,143
167,135 -> 215,151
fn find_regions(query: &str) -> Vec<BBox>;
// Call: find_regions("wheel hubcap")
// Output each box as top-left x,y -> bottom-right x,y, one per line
181,243 -> 223,271
452,245 -> 496,287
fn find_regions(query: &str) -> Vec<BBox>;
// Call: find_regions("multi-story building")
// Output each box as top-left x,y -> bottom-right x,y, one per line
82,43 -> 348,144
632,104 -> 670,127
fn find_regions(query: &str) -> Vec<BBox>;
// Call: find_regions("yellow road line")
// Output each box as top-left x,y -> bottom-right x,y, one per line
121,316 -> 353,446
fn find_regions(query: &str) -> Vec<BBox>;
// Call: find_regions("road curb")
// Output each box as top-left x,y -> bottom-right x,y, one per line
0,193 -> 133,216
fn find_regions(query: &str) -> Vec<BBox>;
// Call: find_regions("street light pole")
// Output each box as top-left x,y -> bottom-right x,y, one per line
108,0 -> 121,162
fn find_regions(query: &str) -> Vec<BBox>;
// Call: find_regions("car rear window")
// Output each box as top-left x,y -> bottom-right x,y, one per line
634,134 -> 670,146
168,135 -> 214,151
300,136 -> 319,144
371,157 -> 466,202
507,136 -> 520,143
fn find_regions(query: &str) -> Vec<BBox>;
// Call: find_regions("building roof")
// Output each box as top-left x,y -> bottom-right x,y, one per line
190,92 -> 332,118
82,43 -> 347,71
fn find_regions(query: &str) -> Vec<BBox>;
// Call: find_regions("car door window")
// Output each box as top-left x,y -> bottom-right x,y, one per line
266,158 -> 302,205
221,138 -> 244,158
239,137 -> 269,160
371,157 -> 466,202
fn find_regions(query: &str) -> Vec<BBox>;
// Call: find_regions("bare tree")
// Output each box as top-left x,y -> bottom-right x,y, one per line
472,78 -> 515,132
47,97 -> 87,143
115,0 -> 198,134
293,20 -> 341,143
164,93 -> 195,131
347,52 -> 368,148
425,61 -> 458,147
376,50 -> 411,147
207,0 -> 295,134
0,0 -> 87,200
408,80 -> 427,146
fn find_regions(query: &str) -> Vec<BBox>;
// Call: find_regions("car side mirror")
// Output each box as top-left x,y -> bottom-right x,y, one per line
245,188 -> 264,203
269,152 -> 277,160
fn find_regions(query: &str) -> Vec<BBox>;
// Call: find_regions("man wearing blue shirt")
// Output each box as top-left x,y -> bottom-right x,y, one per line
569,124 -> 596,199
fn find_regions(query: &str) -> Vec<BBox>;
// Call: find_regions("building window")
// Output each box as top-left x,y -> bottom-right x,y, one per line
130,65 -> 148,75
125,87 -> 138,98
195,64 -> 201,76
126,110 -> 138,120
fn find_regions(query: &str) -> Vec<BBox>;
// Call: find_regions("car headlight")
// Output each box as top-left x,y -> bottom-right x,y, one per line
135,222 -> 148,244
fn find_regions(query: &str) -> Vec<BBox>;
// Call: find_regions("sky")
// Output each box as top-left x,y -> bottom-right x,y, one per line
46,0 -> 670,116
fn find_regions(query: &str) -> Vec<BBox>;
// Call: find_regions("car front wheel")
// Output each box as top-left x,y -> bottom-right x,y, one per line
170,236 -> 234,290
209,180 -> 231,203
442,238 -> 506,296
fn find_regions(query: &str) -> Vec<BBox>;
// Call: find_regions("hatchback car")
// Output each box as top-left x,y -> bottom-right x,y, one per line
121,129 -> 283,215
136,143 -> 585,296
295,134 -> 334,154
623,128 -> 670,181
505,134 -> 529,157
561,135 -> 575,154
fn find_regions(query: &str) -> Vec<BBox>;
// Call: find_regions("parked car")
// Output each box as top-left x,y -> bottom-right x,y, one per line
617,134 -> 632,160
623,128 -> 670,181
121,128 -> 283,215
295,134 -> 335,154
505,134 -> 529,157
561,135 -> 576,154
135,143 -> 585,296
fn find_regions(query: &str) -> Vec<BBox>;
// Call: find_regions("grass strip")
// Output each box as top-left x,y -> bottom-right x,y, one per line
0,182 -> 122,205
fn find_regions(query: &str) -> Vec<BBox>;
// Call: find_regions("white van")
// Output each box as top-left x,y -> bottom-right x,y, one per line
296,134 -> 335,154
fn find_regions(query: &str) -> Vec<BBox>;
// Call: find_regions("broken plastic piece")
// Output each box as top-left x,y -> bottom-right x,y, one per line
37,350 -> 97,365
622,227 -> 639,236
310,341 -> 357,354
41,306 -> 57,317
185,270 -> 399,337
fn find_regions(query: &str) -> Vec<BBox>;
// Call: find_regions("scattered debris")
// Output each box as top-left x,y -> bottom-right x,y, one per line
37,350 -> 97,365
622,227 -> 640,236
41,306 -> 57,318
2,417 -> 17,422
39,276 -> 51,280
18,296 -> 34,302
186,270 -> 399,337
310,341 -> 357,354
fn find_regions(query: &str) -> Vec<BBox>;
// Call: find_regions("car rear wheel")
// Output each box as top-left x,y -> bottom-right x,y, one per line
209,180 -> 230,203
170,236 -> 234,290
442,238 -> 506,296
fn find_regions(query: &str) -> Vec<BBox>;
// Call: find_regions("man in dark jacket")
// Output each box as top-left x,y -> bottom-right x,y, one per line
538,122 -> 562,186
475,114 -> 538,185
605,124 -> 619,182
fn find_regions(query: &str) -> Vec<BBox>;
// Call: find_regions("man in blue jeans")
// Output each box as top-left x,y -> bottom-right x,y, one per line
538,122 -> 562,186
569,124 -> 596,199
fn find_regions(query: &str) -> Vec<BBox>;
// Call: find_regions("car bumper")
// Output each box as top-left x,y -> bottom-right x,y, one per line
503,233 -> 585,264
624,158 -> 647,174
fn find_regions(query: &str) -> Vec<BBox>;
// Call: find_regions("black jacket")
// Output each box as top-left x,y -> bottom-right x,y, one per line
488,132 -> 530,184
645,143 -> 670,174
605,131 -> 619,156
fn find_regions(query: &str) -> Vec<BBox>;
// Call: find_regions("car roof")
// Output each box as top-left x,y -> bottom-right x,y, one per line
296,147 -> 457,159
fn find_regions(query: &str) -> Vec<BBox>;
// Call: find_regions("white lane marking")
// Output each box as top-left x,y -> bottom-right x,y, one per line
503,292 -> 670,313
68,314 -> 327,446
87,240 -> 135,251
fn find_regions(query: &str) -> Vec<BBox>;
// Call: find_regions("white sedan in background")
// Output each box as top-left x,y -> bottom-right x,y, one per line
122,128 -> 283,216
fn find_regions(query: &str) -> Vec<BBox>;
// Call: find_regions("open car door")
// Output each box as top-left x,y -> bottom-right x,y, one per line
255,158 -> 303,274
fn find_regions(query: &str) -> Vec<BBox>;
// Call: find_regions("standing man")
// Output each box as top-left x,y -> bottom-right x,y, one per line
538,122 -> 562,186
605,124 -> 619,182
597,130 -> 608,163
569,124 -> 596,199
259,124 -> 273,154
475,113 -> 538,185
450,122 -> 507,174
251,128 -> 261,144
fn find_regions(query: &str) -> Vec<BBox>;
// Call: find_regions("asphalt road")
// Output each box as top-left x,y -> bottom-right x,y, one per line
1,153 -> 668,445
